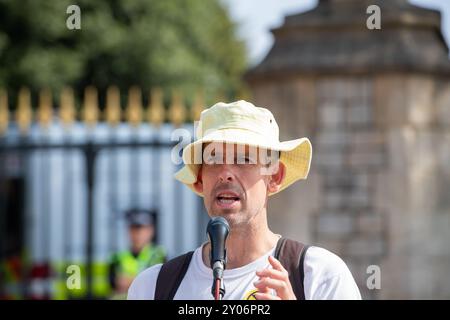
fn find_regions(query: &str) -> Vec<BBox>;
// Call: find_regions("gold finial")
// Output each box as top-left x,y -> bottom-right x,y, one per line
191,89 -> 204,121
215,90 -> 226,103
16,87 -> 32,134
0,89 -> 8,135
236,86 -> 252,102
37,88 -> 53,129
168,89 -> 186,127
147,87 -> 165,127
105,86 -> 121,126
60,87 -> 75,127
82,86 -> 98,127
126,86 -> 142,127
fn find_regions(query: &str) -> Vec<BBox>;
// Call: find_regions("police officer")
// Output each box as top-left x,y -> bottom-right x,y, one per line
109,209 -> 166,299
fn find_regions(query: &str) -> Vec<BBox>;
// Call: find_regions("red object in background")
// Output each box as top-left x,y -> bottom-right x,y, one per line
0,256 -> 27,300
28,262 -> 52,300
30,263 -> 51,278
7,256 -> 22,279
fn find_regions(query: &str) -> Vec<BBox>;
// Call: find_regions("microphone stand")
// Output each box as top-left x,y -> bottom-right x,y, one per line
211,258 -> 226,300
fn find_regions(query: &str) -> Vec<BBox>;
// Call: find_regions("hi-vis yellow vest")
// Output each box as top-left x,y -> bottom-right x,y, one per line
116,244 -> 166,277
52,245 -> 165,300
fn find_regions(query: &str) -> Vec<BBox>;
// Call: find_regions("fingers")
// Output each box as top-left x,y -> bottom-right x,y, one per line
268,255 -> 285,272
253,256 -> 296,300
254,292 -> 281,300
256,256 -> 290,283
255,276 -> 270,294
254,277 -> 287,295
256,267 -> 287,282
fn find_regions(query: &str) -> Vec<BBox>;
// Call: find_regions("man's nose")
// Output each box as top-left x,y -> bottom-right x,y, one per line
218,165 -> 234,182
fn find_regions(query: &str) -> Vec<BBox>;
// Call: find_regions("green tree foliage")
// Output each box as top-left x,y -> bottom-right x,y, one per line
0,0 -> 247,108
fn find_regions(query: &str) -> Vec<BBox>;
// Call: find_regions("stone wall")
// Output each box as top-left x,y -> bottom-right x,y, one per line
250,73 -> 450,299
374,74 -> 450,299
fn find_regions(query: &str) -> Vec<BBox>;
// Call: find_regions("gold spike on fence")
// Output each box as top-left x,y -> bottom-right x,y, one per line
168,89 -> 186,127
82,86 -> 98,128
60,87 -> 75,128
126,86 -> 143,127
0,89 -> 8,136
147,87 -> 165,127
1,86 -> 244,134
105,86 -> 121,126
37,88 -> 53,129
236,86 -> 252,102
16,87 -> 32,134
215,90 -> 226,104
191,90 -> 204,122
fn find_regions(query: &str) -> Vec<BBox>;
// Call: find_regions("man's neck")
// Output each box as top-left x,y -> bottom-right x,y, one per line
131,243 -> 149,255
202,223 -> 280,269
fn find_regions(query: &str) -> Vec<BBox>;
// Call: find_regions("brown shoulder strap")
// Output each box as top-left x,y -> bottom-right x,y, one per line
154,251 -> 194,300
274,237 -> 310,300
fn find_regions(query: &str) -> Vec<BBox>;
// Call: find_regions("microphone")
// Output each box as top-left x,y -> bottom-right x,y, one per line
206,216 -> 229,299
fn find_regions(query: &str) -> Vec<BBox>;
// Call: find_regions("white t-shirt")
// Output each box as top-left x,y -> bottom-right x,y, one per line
127,244 -> 361,300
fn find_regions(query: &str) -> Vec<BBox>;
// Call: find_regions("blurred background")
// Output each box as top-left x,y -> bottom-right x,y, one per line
0,0 -> 449,300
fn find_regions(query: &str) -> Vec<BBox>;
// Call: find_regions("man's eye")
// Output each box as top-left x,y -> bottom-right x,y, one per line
204,156 -> 214,164
237,156 -> 254,164
205,158 -> 211,165
205,155 -> 222,165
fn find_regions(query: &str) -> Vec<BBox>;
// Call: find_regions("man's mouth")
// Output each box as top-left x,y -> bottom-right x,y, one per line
215,191 -> 241,208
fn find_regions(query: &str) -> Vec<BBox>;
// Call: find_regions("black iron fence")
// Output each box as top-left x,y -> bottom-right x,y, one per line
0,86 -> 212,299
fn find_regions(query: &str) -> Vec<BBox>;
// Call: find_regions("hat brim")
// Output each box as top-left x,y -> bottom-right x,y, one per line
174,129 -> 312,197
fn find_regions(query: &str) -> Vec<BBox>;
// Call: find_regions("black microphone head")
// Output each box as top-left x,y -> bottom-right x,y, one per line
206,217 -> 230,270
207,216 -> 230,233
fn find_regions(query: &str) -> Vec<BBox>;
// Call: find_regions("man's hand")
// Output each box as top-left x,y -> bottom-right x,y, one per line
253,255 -> 296,300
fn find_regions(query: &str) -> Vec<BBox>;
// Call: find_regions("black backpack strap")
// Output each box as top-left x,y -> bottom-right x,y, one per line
154,251 -> 194,300
274,237 -> 310,300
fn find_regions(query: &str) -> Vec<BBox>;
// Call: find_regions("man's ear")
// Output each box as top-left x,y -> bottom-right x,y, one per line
193,166 -> 203,193
267,161 -> 286,193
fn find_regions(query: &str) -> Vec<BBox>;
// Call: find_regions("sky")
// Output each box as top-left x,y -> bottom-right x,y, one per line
222,0 -> 450,66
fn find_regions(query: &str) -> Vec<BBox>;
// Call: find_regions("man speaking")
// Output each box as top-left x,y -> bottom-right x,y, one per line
128,100 -> 361,300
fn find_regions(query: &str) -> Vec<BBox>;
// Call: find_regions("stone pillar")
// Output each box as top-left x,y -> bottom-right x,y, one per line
246,1 -> 450,299
373,74 -> 450,299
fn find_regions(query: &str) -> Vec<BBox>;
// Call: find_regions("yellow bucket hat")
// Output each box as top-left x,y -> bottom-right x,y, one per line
174,100 -> 312,196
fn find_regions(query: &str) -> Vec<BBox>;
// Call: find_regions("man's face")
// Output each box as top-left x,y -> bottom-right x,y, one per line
193,142 -> 285,229
129,225 -> 154,251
